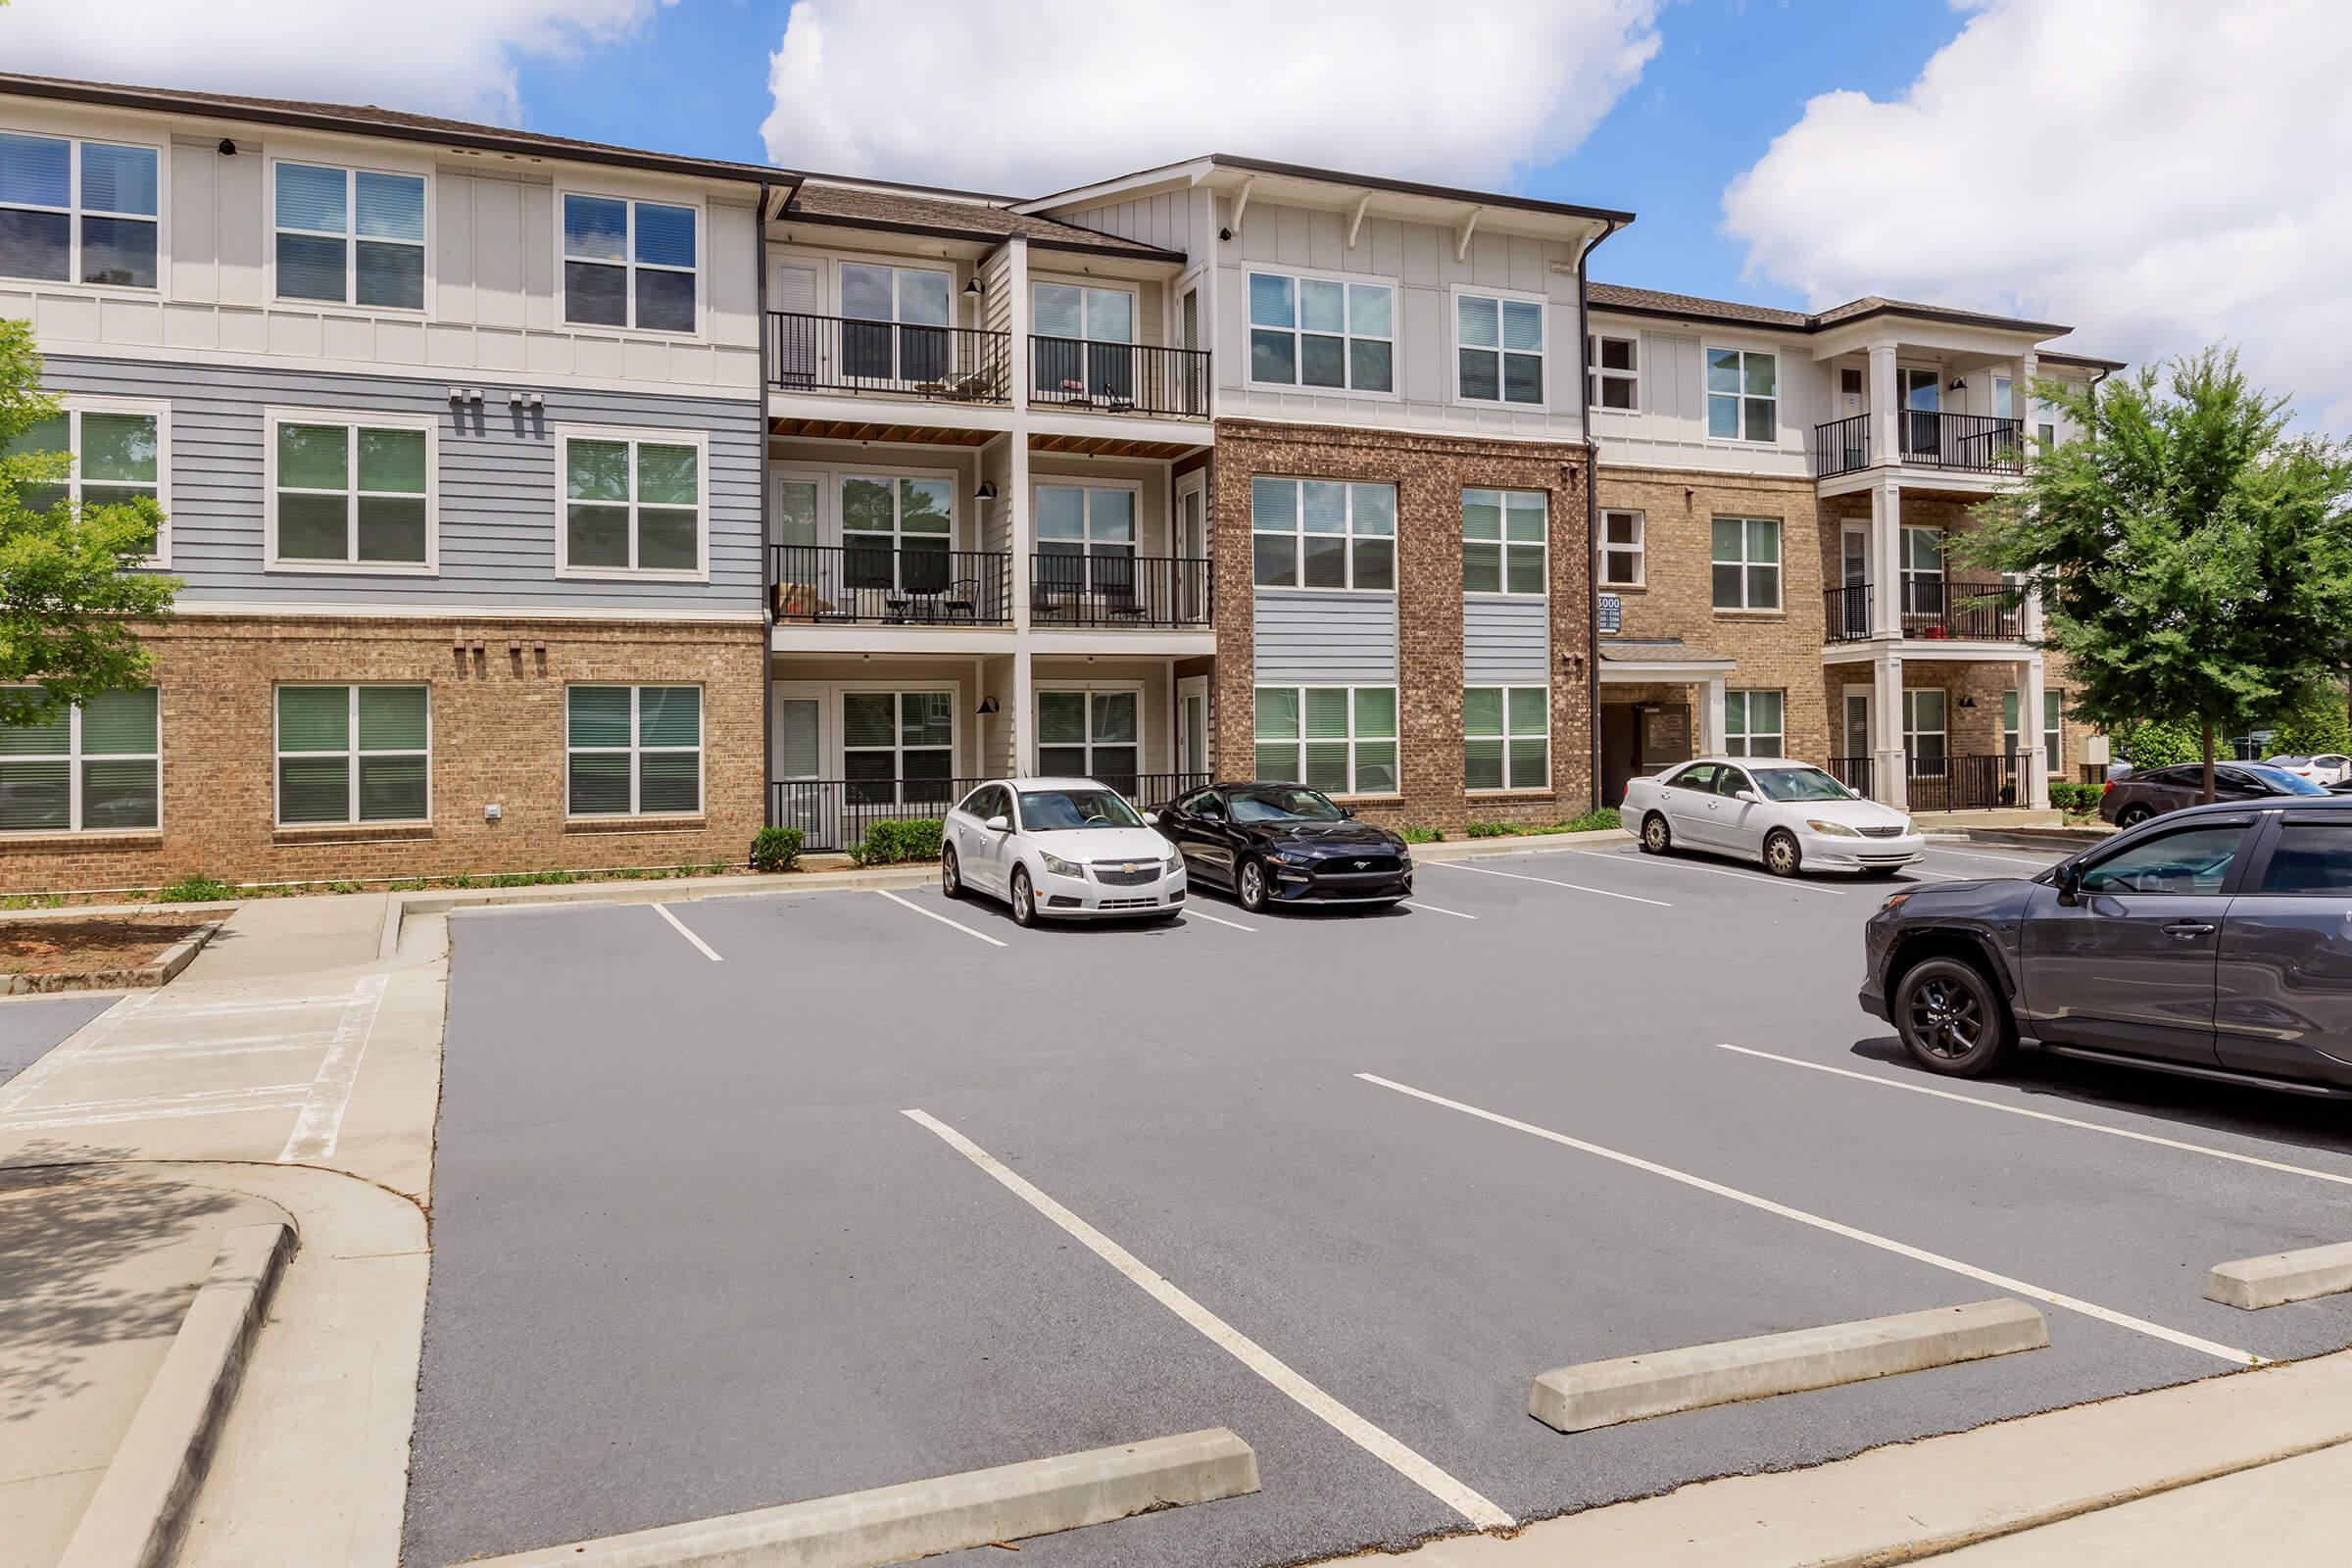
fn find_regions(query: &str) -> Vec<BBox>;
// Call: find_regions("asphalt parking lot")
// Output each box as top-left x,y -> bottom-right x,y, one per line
402,839 -> 2352,1568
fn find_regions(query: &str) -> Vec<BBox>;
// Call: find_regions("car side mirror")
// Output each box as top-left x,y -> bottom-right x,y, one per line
1735,789 -> 1758,804
1143,810 -> 1159,826
984,814 -> 1009,833
1340,806 -> 1356,818
2055,861 -> 2082,906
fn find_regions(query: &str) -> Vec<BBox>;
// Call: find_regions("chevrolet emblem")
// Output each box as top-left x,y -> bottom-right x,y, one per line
1121,862 -> 1138,874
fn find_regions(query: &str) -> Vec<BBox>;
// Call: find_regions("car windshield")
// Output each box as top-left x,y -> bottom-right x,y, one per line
1017,788 -> 1145,830
1751,766 -> 1856,804
2269,756 -> 2313,767
1228,786 -> 1347,824
2247,765 -> 2329,796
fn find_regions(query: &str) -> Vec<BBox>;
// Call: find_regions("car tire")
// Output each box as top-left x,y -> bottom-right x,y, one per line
2116,804 -> 2153,828
1763,829 -> 1802,878
1640,812 -> 1672,855
1009,865 -> 1037,928
1893,956 -> 2014,1078
1237,858 -> 1270,914
941,845 -> 963,900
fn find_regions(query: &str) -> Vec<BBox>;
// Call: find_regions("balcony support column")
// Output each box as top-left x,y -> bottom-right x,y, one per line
2017,653 -> 2049,810
1872,646 -> 1907,810
1699,674 -> 1727,756
1867,341 -> 1899,471
1870,476 -> 1902,642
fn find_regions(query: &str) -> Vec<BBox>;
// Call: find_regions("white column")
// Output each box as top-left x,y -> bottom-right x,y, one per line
1701,675 -> 1727,755
2018,654 -> 2048,811
1872,649 -> 1907,809
1870,476 -> 1902,640
1012,648 -> 1035,780
1867,341 -> 1898,470
2021,582 -> 2045,643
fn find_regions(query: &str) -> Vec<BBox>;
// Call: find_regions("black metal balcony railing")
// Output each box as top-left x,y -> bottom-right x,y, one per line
1029,553 -> 1213,628
766,312 -> 1011,403
1822,578 -> 2021,642
1907,752 -> 2022,813
1827,755 -> 1873,799
1812,411 -> 2026,478
771,544 -> 1012,625
1029,336 -> 1210,417
769,772 -> 1213,852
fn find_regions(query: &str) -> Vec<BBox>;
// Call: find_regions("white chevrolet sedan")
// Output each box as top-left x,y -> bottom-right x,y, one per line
1621,757 -> 1924,878
941,777 -> 1187,926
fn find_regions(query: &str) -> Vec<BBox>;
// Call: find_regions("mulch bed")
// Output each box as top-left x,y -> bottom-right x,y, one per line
0,916 -> 212,977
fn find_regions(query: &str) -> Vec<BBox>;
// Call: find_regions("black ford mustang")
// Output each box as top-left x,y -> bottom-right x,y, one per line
1156,782 -> 1413,913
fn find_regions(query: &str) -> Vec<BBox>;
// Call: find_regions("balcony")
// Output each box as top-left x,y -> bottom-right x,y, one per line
1824,578 -> 2021,643
771,545 -> 1012,625
1813,411 -> 2026,479
1028,553 -> 1213,628
771,771 -> 1210,852
1028,337 -> 1210,418
766,312 -> 1011,403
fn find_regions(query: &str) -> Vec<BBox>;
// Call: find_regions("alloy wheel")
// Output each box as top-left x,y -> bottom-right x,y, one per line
1010,866 -> 1035,926
942,847 -> 960,898
1239,860 -> 1266,912
1906,974 -> 1984,1060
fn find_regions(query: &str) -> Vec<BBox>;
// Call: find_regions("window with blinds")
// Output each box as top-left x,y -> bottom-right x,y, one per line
567,686 -> 702,817
1037,690 -> 1138,787
270,415 -> 433,568
563,193 -> 697,332
1457,290 -> 1545,406
1250,477 -> 1396,591
276,686 -> 428,826
1462,489 -> 1546,595
274,162 -> 424,310
0,131 -> 160,288
559,429 -> 703,576
5,400 -> 167,558
1247,270 -> 1395,393
1466,686 -> 1548,791
1724,690 -> 1785,758
0,687 -> 160,833
1253,687 -> 1397,796
840,691 -> 954,806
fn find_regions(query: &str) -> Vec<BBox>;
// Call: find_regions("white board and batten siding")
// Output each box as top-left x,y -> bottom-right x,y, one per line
1463,598 -> 1549,685
1251,591 -> 1397,686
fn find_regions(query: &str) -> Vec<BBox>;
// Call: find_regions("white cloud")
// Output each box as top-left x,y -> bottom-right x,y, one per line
760,0 -> 1663,195
0,0 -> 675,125
1723,0 -> 2352,430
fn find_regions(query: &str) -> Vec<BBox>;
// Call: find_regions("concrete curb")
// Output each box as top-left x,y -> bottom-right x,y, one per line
466,1426 -> 1260,1567
2207,1241 -> 2352,1310
57,1220 -> 296,1568
1529,1298 -> 2048,1433
1416,828 -> 1634,861
2,917 -> 222,996
1934,826 -> 2112,849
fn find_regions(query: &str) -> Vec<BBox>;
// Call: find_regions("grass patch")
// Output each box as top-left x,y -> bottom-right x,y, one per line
1398,825 -> 1445,844
1463,807 -> 1620,840
154,875 -> 238,903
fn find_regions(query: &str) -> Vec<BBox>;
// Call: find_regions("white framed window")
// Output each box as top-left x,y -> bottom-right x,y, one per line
556,426 -> 707,579
1247,270 -> 1396,394
1035,482 -> 1137,594
1705,346 -> 1778,441
6,396 -> 170,564
0,687 -> 160,833
275,685 -> 429,826
840,262 -> 954,383
1455,288 -> 1546,407
271,161 -> 423,310
1462,488 -> 1546,596
1599,508 -> 1643,588
1037,689 -> 1140,785
1465,686 -> 1548,792
841,690 -> 955,804
1254,686 -> 1397,797
1900,525 -> 1945,617
562,191 -> 698,333
566,685 -> 703,817
0,130 -> 160,289
839,471 -> 953,592
2004,688 -> 2064,773
1711,515 -> 1781,611
1724,690 -> 1785,758
1903,689 -> 1947,777
263,410 -> 436,572
1250,477 -> 1395,591
1033,280 -> 1138,401
1587,332 -> 1639,410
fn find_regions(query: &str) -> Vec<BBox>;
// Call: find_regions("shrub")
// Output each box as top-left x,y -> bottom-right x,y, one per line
1562,807 -> 1620,833
1464,821 -> 1513,838
155,874 -> 238,903
850,816 -> 943,866
2114,718 -> 2202,768
1398,825 -> 1444,844
2265,688 -> 2352,759
2045,780 -> 2098,813
750,826 -> 803,873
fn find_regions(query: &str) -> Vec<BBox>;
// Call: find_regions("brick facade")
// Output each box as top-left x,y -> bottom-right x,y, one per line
1597,466 -> 1830,763
0,614 -> 766,896
1209,418 -> 1594,835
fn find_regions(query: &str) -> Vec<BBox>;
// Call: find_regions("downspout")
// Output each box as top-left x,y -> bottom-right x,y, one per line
757,179 -> 773,834
1576,216 -> 1625,813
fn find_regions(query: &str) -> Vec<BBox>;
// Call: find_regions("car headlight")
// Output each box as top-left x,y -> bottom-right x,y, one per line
1038,851 -> 1083,878
1805,818 -> 1863,837
1271,849 -> 1313,865
1164,845 -> 1184,870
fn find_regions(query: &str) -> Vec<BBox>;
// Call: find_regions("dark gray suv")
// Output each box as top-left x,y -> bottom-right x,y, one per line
2097,760 -> 2326,827
1862,795 -> 2352,1096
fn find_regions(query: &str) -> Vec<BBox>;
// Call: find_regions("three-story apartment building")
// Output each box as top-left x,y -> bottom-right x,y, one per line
1,72 -> 2120,893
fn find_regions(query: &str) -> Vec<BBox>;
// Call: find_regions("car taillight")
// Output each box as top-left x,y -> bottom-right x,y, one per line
2101,779 -> 2114,795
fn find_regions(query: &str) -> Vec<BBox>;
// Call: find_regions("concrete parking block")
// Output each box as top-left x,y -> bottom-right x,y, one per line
1529,1298 -> 2049,1433
465,1427 -> 1259,1567
2206,1242 -> 2352,1310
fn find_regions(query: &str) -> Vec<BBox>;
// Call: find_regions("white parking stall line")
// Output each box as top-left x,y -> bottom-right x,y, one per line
903,1108 -> 1515,1530
0,1091 -> 315,1133
142,996 -> 354,1018
1184,907 -> 1256,933
278,974 -> 391,1164
1924,846 -> 2066,869
874,888 -> 1008,949
0,991 -> 157,1114
1569,850 -> 1847,897
1356,1072 -> 2259,1366
653,902 -> 724,962
1715,1044 -> 2352,1190
1402,901 -> 1477,920
1428,859 -> 1673,907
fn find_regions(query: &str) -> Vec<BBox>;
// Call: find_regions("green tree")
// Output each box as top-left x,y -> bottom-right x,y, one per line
0,318 -> 179,729
1960,347 -> 2352,801
2266,683 -> 2352,758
